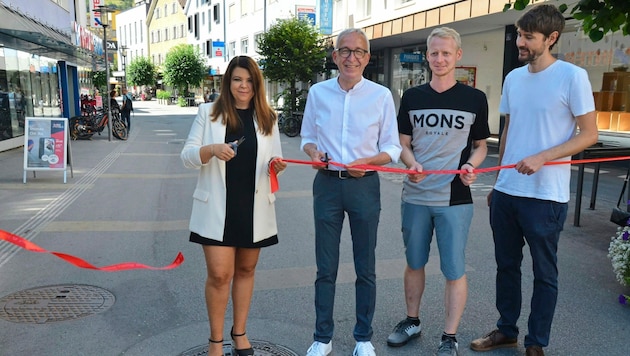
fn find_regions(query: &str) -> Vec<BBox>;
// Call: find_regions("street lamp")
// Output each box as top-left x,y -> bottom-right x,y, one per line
120,45 -> 128,92
93,5 -> 113,142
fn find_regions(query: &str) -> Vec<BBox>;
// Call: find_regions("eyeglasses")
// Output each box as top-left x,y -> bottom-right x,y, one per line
335,47 -> 369,59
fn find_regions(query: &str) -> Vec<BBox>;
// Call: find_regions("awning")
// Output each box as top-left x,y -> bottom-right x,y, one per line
0,3 -> 95,67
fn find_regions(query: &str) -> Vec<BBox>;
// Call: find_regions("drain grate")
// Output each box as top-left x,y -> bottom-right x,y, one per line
180,340 -> 299,356
0,284 -> 115,324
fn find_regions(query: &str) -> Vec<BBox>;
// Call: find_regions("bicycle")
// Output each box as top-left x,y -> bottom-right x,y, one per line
283,111 -> 303,138
276,110 -> 286,132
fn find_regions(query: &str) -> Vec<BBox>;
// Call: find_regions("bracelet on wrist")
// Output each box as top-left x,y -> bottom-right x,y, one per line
465,161 -> 475,168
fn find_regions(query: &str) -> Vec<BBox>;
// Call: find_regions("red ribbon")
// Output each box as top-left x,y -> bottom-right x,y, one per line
270,155 -> 630,193
0,229 -> 184,271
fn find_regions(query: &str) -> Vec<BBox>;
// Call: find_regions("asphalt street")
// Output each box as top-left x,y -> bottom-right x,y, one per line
0,99 -> 629,355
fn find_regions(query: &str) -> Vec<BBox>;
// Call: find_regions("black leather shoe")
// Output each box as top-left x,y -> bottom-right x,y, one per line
230,326 -> 254,356
526,345 -> 545,356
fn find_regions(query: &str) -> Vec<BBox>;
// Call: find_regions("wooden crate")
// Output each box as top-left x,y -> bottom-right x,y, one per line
597,111 -> 612,130
598,91 -> 615,111
618,112 -> 630,132
611,91 -> 629,111
602,71 -> 630,92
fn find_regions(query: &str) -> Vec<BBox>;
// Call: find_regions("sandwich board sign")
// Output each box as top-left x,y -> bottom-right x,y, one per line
23,117 -> 73,183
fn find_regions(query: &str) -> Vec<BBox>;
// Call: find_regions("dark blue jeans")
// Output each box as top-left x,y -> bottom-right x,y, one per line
490,190 -> 567,348
121,110 -> 131,131
312,171 -> 380,343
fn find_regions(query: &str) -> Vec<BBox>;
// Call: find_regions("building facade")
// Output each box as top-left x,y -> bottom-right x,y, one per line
115,1 -> 152,95
147,0 -> 189,93
141,0 -> 630,135
0,0 -> 101,152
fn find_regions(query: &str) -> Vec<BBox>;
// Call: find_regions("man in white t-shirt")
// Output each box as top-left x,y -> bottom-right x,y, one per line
470,4 -> 598,356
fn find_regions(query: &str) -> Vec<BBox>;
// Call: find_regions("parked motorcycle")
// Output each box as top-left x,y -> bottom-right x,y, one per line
69,98 -> 127,140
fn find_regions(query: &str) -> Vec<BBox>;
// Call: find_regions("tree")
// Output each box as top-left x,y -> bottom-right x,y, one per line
127,56 -> 157,88
504,0 -> 630,42
257,17 -> 327,113
162,44 -> 206,96
91,70 -> 108,93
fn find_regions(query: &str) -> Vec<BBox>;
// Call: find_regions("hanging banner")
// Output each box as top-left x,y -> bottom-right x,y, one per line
23,117 -> 69,183
319,0 -> 333,35
89,0 -> 105,28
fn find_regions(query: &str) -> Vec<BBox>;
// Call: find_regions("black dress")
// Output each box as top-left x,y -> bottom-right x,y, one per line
190,108 -> 278,248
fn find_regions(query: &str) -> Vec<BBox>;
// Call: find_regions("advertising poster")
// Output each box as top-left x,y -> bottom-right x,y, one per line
23,117 -> 67,170
455,66 -> 476,88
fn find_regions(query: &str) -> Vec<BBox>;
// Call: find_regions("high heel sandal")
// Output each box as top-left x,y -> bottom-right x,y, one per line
230,326 -> 254,356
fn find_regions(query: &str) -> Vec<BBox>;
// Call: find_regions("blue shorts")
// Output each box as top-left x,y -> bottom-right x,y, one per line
401,202 -> 473,280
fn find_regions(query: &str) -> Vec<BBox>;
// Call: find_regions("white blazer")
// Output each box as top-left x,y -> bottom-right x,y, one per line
180,103 -> 283,243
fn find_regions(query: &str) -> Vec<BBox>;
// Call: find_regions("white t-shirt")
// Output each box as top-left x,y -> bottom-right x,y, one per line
495,60 -> 595,203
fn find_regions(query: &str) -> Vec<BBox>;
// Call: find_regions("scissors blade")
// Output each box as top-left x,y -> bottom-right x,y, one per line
236,136 -> 246,147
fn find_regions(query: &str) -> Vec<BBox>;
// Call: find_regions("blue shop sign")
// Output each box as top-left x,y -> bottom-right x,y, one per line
400,53 -> 424,63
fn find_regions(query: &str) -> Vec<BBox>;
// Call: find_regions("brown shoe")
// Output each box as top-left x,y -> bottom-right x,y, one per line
470,329 -> 517,351
526,345 -> 544,356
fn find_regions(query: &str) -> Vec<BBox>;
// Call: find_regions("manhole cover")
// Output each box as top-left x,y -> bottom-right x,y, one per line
180,340 -> 299,356
0,284 -> 115,324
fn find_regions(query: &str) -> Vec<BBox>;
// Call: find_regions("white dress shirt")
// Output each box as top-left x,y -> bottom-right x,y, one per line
300,77 -> 401,168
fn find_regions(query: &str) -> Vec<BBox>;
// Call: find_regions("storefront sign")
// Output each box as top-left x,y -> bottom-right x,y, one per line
72,22 -> 103,56
400,53 -> 425,63
297,6 -> 316,26
23,117 -> 70,183
212,41 -> 225,58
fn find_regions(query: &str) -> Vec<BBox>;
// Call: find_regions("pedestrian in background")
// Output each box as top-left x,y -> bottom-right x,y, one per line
109,90 -> 120,113
388,26 -> 489,356
180,55 -> 286,356
209,88 -> 219,102
121,88 -> 133,132
300,28 -> 401,356
470,4 -> 598,356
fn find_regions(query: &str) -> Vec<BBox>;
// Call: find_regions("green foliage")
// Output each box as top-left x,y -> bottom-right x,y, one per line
177,96 -> 187,106
127,56 -> 157,87
163,44 -> 207,95
504,0 -> 630,42
91,70 -> 108,92
156,90 -> 172,100
257,17 -> 327,112
275,88 -> 308,114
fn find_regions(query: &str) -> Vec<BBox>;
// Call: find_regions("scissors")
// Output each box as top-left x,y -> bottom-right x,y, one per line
229,136 -> 246,155
320,152 -> 329,169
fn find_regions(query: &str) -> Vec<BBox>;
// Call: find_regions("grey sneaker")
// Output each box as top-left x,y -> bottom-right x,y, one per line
437,337 -> 459,356
386,318 -> 421,347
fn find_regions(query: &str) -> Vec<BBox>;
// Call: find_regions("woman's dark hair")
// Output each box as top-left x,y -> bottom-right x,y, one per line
210,56 -> 276,135
516,4 -> 565,50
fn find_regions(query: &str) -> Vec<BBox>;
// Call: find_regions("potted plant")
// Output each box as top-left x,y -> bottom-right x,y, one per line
609,223 -> 630,305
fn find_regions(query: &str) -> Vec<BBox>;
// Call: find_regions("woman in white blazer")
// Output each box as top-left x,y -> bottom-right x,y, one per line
181,56 -> 286,356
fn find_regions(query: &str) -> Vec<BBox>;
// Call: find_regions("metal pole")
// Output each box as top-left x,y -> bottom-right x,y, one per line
104,24 -> 112,141
122,49 -> 127,92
